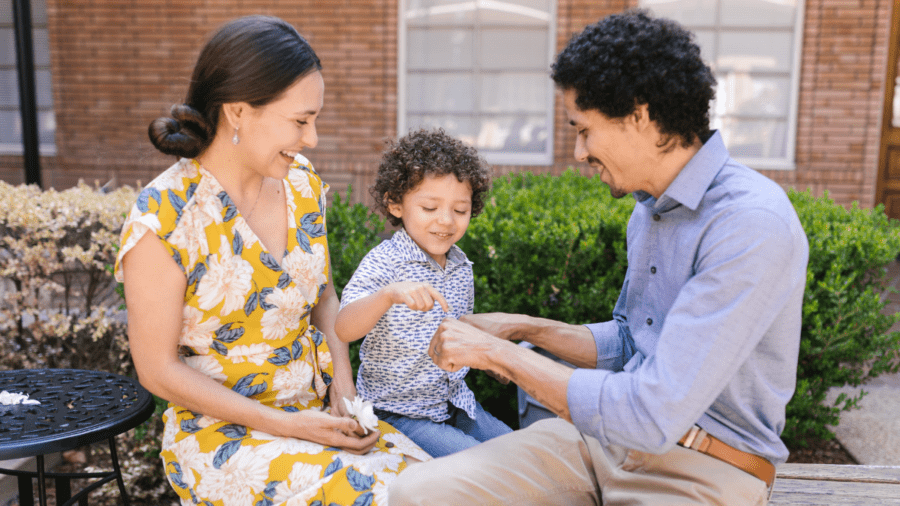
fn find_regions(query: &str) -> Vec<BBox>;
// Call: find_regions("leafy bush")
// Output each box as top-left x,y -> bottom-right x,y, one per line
455,169 -> 634,426
785,190 -> 900,443
328,174 -> 900,443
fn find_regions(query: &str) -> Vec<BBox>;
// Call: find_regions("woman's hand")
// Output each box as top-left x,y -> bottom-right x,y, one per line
282,409 -> 381,455
327,373 -> 358,418
385,282 -> 450,313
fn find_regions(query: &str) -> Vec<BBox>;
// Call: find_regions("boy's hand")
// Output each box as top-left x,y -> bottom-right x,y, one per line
385,282 -> 451,313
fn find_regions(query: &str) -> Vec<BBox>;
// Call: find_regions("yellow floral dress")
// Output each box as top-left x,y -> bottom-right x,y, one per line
114,156 -> 430,506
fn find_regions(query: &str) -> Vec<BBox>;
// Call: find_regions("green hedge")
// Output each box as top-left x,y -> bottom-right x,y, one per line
327,170 -> 900,444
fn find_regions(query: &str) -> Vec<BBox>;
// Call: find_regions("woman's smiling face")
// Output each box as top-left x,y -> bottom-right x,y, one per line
240,70 -> 324,179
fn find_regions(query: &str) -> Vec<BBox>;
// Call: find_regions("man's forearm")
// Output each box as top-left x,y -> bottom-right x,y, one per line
490,340 -> 576,421
517,317 -> 598,369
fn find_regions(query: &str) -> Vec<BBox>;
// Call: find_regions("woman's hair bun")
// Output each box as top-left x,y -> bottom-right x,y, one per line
148,104 -> 212,158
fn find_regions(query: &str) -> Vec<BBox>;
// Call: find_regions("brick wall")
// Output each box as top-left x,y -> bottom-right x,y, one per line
0,0 -> 892,211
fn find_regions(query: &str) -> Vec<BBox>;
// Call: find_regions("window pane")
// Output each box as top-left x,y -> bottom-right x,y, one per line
408,114 -> 480,147
407,73 -> 476,113
692,29 -> 716,67
480,73 -> 548,113
721,0 -> 795,27
480,29 -> 548,69
407,0 -> 477,26
715,118 -> 788,159
33,29 -> 49,66
478,0 -> 551,26
642,0 -> 717,25
713,74 -> 790,117
0,28 -> 14,66
476,114 -> 549,153
36,69 -> 52,106
0,110 -> 19,143
0,69 -> 17,107
718,31 -> 793,72
38,109 -> 54,144
408,28 -> 473,69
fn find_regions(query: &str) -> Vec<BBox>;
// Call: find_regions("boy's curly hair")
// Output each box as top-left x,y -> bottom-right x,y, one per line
551,9 -> 716,147
370,128 -> 493,227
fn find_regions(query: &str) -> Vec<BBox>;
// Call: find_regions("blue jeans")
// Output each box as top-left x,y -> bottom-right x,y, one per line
377,402 -> 513,458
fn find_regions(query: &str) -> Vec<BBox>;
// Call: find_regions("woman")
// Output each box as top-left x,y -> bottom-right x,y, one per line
115,15 -> 429,506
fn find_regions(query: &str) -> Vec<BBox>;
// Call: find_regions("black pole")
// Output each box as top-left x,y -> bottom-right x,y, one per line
12,0 -> 42,188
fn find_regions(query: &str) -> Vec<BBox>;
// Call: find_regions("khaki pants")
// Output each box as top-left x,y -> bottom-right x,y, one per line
389,418 -> 769,506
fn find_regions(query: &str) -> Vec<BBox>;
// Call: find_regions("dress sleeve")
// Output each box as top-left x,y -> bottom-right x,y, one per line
114,185 -> 191,283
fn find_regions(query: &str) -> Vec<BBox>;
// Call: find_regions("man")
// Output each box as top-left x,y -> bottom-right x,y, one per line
389,9 -> 809,506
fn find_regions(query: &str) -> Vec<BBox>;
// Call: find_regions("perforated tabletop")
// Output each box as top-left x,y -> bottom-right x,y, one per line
0,369 -> 154,460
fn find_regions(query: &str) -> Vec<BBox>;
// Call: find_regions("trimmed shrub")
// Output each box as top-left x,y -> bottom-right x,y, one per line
785,190 -> 900,443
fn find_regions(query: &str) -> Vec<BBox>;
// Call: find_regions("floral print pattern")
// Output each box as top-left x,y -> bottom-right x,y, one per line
116,156 -> 429,506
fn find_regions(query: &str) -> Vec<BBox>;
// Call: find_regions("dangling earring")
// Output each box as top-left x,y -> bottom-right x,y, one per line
232,126 -> 240,145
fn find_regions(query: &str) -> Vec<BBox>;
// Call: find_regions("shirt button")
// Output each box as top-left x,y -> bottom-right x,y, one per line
647,318 -> 653,325
650,266 -> 656,274
653,214 -> 661,221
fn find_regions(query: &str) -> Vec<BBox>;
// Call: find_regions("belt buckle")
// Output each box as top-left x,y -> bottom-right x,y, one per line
681,425 -> 708,450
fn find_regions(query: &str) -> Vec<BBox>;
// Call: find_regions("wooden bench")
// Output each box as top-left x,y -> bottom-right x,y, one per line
771,464 -> 900,504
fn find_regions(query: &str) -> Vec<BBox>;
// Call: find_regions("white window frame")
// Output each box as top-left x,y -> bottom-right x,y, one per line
0,0 -> 56,156
398,0 -> 557,166
640,0 -> 805,170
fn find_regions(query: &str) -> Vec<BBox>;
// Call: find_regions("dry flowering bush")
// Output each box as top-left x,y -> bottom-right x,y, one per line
0,180 -> 135,373
0,180 -> 180,504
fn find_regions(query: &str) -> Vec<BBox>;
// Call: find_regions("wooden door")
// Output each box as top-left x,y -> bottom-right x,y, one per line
877,3 -> 900,219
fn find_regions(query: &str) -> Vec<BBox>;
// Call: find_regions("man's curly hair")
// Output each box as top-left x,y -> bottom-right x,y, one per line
371,128 -> 493,228
551,9 -> 716,147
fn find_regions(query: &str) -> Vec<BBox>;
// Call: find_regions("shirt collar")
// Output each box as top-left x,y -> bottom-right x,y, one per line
392,227 -> 470,269
634,130 -> 729,212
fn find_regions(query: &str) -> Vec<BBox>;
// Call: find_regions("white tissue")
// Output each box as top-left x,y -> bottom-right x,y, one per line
0,390 -> 40,405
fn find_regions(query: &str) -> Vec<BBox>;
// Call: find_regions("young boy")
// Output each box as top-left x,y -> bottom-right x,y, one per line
334,128 -> 512,457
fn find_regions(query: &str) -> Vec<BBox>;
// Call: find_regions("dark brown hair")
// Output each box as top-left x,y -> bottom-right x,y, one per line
148,15 -> 322,158
371,128 -> 493,228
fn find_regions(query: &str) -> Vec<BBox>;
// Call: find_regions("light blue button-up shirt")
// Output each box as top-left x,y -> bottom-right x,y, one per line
567,131 -> 809,466
340,228 -> 478,422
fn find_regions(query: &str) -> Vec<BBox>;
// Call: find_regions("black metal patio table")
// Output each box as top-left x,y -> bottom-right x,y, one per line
0,368 -> 155,506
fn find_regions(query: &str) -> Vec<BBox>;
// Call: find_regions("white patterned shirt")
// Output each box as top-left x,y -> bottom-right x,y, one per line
340,228 -> 478,422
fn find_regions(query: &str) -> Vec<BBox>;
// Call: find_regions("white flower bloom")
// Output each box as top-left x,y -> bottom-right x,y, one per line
194,445 -> 268,506
180,306 -> 220,351
195,235 -> 254,315
382,432 -> 433,462
282,243 -> 327,303
372,473 -> 393,506
182,355 -> 227,383
228,343 -> 273,366
272,359 -> 315,407
272,462 -> 325,504
161,408 -> 179,450
287,169 -> 316,200
342,396 -> 379,435
316,349 -> 332,371
251,433 -> 325,460
166,436 -> 209,489
259,286 -> 308,341
337,451 -> 404,476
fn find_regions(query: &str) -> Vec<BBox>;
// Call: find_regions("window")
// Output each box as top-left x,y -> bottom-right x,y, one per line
1,0 -> 56,155
400,0 -> 556,165
641,0 -> 804,169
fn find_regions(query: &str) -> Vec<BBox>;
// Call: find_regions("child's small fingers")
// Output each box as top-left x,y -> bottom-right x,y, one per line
428,287 -> 451,313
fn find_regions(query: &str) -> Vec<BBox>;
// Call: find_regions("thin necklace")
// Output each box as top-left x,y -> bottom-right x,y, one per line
244,177 -> 265,220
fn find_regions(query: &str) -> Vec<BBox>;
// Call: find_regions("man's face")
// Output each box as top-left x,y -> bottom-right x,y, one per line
563,89 -> 652,199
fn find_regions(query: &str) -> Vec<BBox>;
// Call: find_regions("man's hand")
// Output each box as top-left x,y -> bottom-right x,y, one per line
428,318 -> 510,375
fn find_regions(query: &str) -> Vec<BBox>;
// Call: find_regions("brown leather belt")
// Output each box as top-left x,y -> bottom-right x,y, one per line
678,426 -> 775,489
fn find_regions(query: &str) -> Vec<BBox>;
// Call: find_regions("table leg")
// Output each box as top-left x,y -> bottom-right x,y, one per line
35,455 -> 47,506
108,437 -> 131,506
55,474 -> 72,504
16,474 -> 34,506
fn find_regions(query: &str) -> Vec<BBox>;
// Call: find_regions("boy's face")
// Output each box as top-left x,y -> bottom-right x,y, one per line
389,173 -> 472,269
